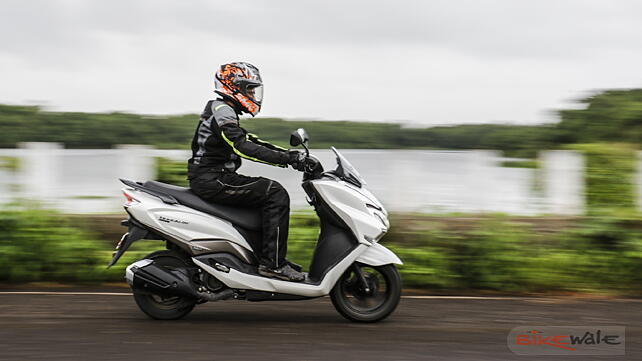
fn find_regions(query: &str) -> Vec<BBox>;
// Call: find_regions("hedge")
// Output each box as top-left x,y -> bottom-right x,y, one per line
1,209 -> 641,296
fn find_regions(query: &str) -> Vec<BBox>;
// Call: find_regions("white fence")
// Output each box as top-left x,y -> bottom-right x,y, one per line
0,142 -> 608,215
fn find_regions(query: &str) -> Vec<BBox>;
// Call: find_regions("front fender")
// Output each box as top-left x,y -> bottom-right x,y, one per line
355,243 -> 402,266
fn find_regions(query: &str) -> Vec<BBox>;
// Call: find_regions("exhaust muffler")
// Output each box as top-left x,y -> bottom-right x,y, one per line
125,259 -> 233,301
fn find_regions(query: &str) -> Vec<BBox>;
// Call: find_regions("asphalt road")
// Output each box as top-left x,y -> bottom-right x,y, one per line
0,292 -> 640,361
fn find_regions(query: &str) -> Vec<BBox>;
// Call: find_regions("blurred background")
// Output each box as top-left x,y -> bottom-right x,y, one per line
1,0 -> 641,296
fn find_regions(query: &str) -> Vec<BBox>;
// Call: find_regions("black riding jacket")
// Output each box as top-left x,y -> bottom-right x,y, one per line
188,99 -> 289,178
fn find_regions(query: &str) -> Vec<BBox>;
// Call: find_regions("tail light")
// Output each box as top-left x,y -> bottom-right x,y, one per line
122,190 -> 139,207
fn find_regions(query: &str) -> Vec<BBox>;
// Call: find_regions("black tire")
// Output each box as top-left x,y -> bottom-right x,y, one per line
330,263 -> 401,323
132,250 -> 197,320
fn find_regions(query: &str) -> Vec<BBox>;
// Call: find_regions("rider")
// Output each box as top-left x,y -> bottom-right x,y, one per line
187,62 -> 307,282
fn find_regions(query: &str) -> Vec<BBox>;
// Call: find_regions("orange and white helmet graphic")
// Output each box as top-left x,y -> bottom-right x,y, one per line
214,62 -> 263,116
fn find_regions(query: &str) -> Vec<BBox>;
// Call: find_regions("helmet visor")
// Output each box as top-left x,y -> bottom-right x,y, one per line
246,84 -> 263,104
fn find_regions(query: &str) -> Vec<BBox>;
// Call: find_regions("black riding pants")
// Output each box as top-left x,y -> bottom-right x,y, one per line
189,171 -> 289,269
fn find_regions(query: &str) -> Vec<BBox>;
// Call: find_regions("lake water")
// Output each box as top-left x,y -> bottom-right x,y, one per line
0,149 -> 551,215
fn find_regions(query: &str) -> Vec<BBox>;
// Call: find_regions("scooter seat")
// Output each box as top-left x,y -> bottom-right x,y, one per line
143,181 -> 262,231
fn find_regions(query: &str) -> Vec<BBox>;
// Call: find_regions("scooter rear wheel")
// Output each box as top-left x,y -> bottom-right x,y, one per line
330,263 -> 401,322
132,250 -> 197,320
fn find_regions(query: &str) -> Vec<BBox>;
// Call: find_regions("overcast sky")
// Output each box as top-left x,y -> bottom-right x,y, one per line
0,0 -> 640,126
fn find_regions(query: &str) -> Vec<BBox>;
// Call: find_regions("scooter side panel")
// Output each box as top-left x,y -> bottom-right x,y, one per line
355,243 -> 403,266
311,180 -> 388,244
124,188 -> 254,252
193,244 -> 369,297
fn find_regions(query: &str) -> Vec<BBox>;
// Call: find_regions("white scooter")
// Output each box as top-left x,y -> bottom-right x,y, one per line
108,128 -> 402,322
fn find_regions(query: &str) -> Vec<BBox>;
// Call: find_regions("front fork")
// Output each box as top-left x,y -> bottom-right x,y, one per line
352,263 -> 371,293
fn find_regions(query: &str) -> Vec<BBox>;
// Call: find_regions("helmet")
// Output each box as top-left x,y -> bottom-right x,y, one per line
214,62 -> 263,116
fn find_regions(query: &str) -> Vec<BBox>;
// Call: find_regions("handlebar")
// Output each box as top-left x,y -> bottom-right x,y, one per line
302,154 -> 323,181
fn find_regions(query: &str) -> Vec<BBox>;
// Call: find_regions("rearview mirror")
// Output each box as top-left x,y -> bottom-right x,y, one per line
290,128 -> 309,147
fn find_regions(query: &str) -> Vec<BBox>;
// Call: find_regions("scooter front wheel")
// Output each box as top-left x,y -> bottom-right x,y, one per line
330,263 -> 401,322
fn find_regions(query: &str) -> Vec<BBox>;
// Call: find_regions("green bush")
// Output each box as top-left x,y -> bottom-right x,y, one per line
2,209 -> 641,296
0,157 -> 19,171
285,213 -> 319,270
500,159 -> 538,169
381,214 -> 642,295
0,208 -> 162,283
569,143 -> 637,215
155,157 -> 188,187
